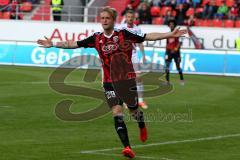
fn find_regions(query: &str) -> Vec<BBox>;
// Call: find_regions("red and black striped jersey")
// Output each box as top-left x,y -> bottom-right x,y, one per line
77,28 -> 146,83
166,37 -> 180,52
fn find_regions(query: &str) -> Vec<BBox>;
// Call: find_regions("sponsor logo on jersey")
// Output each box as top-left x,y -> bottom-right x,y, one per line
113,36 -> 119,43
102,41 -> 118,54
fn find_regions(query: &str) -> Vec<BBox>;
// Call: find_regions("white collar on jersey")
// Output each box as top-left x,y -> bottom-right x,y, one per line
104,30 -> 115,38
127,24 -> 136,28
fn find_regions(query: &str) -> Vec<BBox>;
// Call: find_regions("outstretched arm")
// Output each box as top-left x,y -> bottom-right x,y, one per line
37,36 -> 79,49
145,27 -> 187,41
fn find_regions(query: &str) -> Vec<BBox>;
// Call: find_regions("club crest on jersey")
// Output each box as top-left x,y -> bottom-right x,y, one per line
102,41 -> 118,54
113,36 -> 119,43
119,40 -> 132,51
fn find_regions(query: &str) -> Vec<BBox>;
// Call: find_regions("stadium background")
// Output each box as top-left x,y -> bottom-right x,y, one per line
0,0 -> 240,160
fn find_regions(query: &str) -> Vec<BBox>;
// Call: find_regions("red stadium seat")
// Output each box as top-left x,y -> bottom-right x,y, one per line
152,17 -> 164,25
150,6 -> 161,16
171,10 -> 177,16
212,19 -> 223,27
20,2 -> 33,12
235,20 -> 240,28
216,0 -> 224,6
186,8 -> 194,17
194,19 -> 200,26
224,20 -> 234,28
226,0 -> 234,7
0,0 -> 10,5
199,19 -> 211,27
196,7 -> 203,14
31,4 -> 51,21
160,6 -> 172,16
2,12 -> 10,19
201,0 -> 210,6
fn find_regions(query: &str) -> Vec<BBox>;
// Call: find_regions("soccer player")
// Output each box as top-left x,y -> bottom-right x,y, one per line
116,10 -> 148,109
37,7 -> 186,158
165,19 -> 184,85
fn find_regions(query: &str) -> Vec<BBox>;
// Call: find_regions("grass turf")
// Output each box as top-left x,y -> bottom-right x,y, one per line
0,65 -> 240,160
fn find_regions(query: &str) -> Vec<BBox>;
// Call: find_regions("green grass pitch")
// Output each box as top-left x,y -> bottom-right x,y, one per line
0,65 -> 240,160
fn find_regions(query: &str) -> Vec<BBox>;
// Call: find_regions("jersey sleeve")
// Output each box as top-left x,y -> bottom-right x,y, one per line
136,26 -> 142,35
114,24 -> 124,30
77,34 -> 95,48
122,28 -> 146,43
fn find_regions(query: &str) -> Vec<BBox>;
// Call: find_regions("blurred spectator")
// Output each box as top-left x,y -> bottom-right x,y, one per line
133,12 -> 140,25
228,4 -> 238,20
184,0 -> 194,8
164,0 -> 172,6
31,0 -> 40,4
237,0 -> 240,7
138,2 -> 152,24
0,0 -> 10,12
10,11 -> 22,19
238,0 -> 240,18
10,0 -> 21,12
186,15 -> 195,26
165,0 -> 177,8
8,0 -> 22,20
175,4 -> 188,25
50,0 -> 64,21
126,0 -> 140,10
121,4 -> 134,16
164,10 -> 175,25
150,0 -> 163,7
192,0 -> 201,8
215,2 -> 228,19
176,0 -> 186,5
202,0 -> 217,19
195,7 -> 203,18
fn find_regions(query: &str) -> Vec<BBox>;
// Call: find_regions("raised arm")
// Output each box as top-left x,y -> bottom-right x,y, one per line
145,27 -> 187,41
37,36 -> 79,49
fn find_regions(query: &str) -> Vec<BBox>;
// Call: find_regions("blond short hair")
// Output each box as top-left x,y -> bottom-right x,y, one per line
100,6 -> 118,21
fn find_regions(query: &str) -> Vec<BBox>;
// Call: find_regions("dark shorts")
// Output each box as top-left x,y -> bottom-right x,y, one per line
165,50 -> 181,64
103,80 -> 138,110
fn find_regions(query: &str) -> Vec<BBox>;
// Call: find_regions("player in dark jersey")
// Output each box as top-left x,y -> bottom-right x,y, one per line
37,7 -> 187,159
165,19 -> 184,85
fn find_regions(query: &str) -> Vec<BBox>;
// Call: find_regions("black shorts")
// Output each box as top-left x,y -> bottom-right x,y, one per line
103,80 -> 138,110
165,50 -> 181,64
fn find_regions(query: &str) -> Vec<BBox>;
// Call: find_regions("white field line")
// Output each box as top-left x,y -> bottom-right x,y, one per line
82,152 -> 174,160
80,133 -> 240,154
0,106 -> 12,108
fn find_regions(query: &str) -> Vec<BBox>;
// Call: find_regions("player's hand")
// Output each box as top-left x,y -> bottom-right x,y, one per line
37,36 -> 53,48
171,27 -> 187,38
